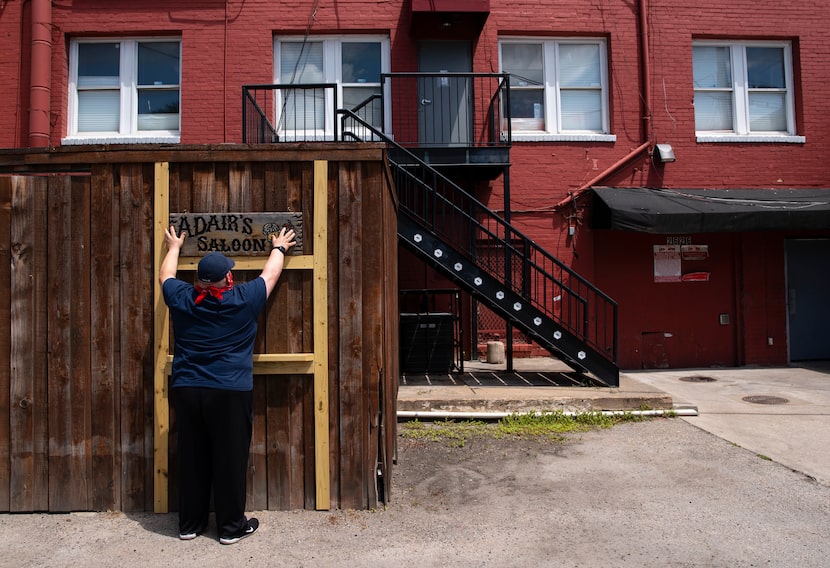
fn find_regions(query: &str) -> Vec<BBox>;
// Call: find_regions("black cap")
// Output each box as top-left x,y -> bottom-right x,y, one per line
197,252 -> 234,283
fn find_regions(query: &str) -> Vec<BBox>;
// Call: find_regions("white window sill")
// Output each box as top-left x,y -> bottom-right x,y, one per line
696,134 -> 805,144
62,135 -> 181,145
510,132 -> 616,143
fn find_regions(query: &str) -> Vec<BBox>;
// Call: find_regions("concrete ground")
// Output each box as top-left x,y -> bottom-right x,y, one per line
628,361 -> 830,487
400,357 -> 830,487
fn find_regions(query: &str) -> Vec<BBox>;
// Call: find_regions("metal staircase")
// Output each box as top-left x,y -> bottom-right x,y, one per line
338,110 -> 619,387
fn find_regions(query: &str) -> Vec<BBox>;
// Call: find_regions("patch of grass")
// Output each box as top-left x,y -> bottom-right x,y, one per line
400,411 -> 659,445
400,419 -> 491,447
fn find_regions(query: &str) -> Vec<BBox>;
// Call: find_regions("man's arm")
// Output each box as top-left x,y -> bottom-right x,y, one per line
159,225 -> 187,286
261,227 -> 297,298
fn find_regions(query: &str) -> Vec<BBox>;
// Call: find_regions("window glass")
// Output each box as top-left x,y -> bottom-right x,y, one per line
559,44 -> 600,87
502,44 -> 543,86
694,92 -> 733,131
138,90 -> 180,130
693,46 -> 732,89
342,42 -> 381,83
501,39 -> 606,134
277,38 -> 388,137
138,42 -> 180,86
510,90 -> 544,120
78,43 -> 120,88
280,42 -> 324,83
78,91 -> 120,132
561,90 -> 602,131
748,92 -> 786,131
693,42 -> 794,136
72,39 -> 180,138
747,47 -> 785,89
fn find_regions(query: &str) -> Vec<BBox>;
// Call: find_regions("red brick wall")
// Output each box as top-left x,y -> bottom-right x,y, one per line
3,0 -> 828,367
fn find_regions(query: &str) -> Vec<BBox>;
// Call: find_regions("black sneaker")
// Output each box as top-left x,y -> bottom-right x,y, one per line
179,524 -> 207,540
219,518 -> 259,545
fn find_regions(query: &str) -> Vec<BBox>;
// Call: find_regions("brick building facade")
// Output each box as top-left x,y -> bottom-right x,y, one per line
2,0 -> 829,370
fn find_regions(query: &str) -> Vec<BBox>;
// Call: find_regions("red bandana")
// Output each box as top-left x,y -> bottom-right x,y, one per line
194,272 -> 234,305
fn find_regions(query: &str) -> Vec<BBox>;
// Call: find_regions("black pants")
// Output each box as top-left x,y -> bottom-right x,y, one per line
172,387 -> 253,538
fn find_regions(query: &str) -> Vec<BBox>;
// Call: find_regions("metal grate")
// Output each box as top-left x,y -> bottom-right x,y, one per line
742,395 -> 789,405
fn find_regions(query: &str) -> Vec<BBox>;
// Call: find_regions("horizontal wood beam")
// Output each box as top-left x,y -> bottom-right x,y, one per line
176,255 -> 313,271
165,353 -> 315,375
0,144 -> 385,171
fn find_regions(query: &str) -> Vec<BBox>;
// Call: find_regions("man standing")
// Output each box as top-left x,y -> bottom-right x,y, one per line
159,224 -> 296,545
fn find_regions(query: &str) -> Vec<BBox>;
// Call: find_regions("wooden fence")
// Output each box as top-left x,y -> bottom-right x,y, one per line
0,144 -> 399,513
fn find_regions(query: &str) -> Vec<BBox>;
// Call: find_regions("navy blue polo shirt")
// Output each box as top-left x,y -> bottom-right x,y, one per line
162,277 -> 267,391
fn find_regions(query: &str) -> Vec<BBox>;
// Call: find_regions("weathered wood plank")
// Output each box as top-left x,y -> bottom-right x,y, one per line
192,163 -> 216,213
246,162 -> 268,511
89,165 -> 120,511
325,163 -> 342,509
0,144 -> 386,169
47,174 -> 92,511
10,176 -> 49,511
361,164 -> 384,508
263,163 -> 306,510
0,177 -> 12,511
337,163 -> 365,509
70,174 -> 93,510
299,165 -> 317,511
45,174 -> 72,511
120,163 -> 152,512
381,163 -> 399,503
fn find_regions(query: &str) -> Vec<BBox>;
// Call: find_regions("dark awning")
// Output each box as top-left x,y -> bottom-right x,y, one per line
410,0 -> 490,13
591,187 -> 830,233
409,0 -> 490,37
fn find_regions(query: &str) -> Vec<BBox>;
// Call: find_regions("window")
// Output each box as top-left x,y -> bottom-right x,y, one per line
275,37 -> 389,140
499,38 -> 612,141
66,39 -> 181,143
693,41 -> 802,142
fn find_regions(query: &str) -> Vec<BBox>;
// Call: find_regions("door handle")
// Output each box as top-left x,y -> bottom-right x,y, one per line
420,98 -> 432,106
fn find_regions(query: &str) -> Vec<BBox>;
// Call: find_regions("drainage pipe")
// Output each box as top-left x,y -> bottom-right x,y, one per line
397,407 -> 699,420
29,0 -> 52,148
553,0 -> 653,210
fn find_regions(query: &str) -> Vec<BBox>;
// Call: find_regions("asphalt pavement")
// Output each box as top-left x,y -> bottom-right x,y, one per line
2,359 -> 829,566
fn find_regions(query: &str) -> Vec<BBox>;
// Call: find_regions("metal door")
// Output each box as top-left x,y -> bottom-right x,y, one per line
786,239 -> 830,360
417,41 -> 472,146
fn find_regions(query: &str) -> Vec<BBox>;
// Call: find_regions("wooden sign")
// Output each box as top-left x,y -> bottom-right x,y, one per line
168,212 -> 304,256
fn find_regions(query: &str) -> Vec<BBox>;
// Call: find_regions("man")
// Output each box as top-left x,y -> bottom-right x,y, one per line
159,224 -> 296,545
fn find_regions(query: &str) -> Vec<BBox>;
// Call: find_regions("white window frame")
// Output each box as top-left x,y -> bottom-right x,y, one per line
65,37 -> 181,145
274,36 -> 391,141
693,40 -> 804,144
499,37 -> 614,143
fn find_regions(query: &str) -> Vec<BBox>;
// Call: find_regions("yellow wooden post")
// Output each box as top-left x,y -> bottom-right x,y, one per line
312,160 -> 331,510
152,162 -> 170,513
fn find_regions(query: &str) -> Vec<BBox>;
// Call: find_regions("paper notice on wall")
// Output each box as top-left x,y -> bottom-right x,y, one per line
653,245 -> 681,283
681,244 -> 709,260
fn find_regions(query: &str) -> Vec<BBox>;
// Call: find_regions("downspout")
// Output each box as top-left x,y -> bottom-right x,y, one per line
554,0 -> 653,209
29,0 -> 52,148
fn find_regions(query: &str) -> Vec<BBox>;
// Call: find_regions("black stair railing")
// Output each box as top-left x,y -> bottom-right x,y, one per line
243,83 -> 339,143
337,110 -> 618,382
